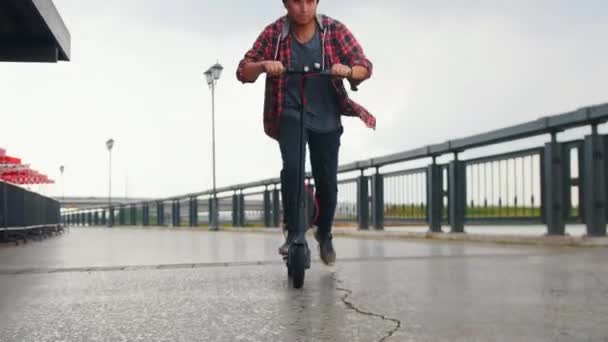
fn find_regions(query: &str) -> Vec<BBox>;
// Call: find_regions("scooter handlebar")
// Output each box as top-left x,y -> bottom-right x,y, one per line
284,68 -> 333,76
283,69 -> 358,91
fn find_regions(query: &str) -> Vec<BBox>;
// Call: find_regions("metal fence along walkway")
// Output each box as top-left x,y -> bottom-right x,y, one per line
65,103 -> 608,237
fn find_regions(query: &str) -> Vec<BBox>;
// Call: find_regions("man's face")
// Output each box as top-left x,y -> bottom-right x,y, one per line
284,0 -> 318,26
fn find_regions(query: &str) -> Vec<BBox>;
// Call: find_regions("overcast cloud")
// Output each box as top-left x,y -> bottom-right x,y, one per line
1,0 -> 606,198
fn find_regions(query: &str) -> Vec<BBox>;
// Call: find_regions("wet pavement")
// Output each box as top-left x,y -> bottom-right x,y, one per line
0,227 -> 607,341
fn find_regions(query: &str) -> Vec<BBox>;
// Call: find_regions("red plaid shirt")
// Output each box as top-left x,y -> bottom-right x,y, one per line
236,14 -> 376,140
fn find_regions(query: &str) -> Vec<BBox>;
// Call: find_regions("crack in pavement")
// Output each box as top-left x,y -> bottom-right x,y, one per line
588,271 -> 608,294
331,271 -> 401,342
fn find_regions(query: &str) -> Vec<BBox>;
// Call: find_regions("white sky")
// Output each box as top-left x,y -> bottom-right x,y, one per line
1,0 -> 607,198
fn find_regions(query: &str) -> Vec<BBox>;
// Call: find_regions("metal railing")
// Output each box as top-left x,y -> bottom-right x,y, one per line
464,147 -> 543,224
335,179 -> 357,223
65,103 -> 608,236
383,167 -> 428,225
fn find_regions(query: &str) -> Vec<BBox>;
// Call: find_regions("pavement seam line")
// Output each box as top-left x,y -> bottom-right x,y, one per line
0,252 -> 571,275
332,272 -> 401,342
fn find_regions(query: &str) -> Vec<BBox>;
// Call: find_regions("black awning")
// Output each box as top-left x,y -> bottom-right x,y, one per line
0,0 -> 70,62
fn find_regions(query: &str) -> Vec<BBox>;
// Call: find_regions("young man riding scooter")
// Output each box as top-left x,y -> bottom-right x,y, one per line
236,0 -> 376,265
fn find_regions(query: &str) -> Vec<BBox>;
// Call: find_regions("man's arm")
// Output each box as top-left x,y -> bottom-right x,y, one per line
350,66 -> 369,81
240,62 -> 266,83
335,21 -> 373,87
236,25 -> 274,83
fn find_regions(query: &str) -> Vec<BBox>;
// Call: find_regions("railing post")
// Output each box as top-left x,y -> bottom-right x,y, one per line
427,161 -> 443,233
238,192 -> 246,227
187,198 -> 192,226
273,187 -> 281,228
146,203 -> 151,226
582,132 -> 607,236
371,169 -> 384,230
175,200 -> 181,227
142,203 -> 149,226
127,206 -> 131,226
109,206 -> 115,227
232,192 -> 239,227
173,201 -> 177,227
119,206 -> 126,226
195,197 -> 199,227
448,156 -> 466,233
357,173 -> 370,230
208,197 -> 213,226
194,197 -> 198,227
188,197 -> 198,227
177,201 -> 180,226
264,187 -> 272,227
130,205 -> 136,226
544,139 -> 567,235
157,202 -> 164,226
189,197 -> 198,227
175,199 -> 182,227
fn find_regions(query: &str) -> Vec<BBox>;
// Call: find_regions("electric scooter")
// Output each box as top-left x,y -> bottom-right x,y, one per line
282,66 -> 332,289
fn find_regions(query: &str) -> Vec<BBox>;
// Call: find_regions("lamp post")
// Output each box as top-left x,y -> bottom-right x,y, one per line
106,138 -> 114,227
59,165 -> 65,201
204,62 -> 223,231
59,165 -> 64,224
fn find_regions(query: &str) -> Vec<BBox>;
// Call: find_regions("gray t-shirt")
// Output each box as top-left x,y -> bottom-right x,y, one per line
282,28 -> 341,133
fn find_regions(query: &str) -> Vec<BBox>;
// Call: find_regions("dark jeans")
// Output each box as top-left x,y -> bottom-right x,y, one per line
279,116 -> 342,237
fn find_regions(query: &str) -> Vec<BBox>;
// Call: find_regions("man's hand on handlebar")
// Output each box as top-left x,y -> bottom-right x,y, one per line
261,61 -> 286,77
330,63 -> 353,78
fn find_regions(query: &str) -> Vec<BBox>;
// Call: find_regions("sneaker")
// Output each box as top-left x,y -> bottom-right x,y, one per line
278,228 -> 296,255
314,231 -> 336,265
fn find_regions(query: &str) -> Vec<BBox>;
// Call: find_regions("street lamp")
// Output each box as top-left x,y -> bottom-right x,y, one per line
59,165 -> 65,223
59,165 -> 65,202
204,62 -> 223,231
106,138 -> 114,227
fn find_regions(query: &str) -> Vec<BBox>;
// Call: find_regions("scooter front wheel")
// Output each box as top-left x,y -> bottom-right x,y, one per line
288,244 -> 308,289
